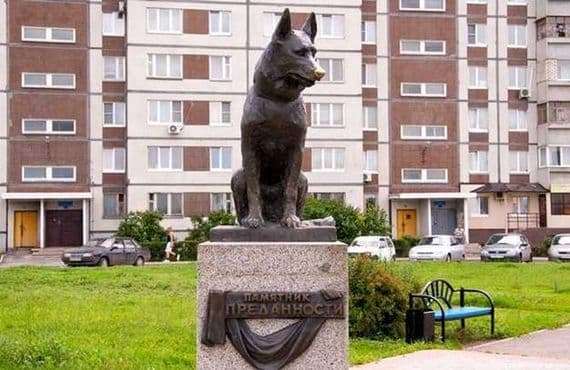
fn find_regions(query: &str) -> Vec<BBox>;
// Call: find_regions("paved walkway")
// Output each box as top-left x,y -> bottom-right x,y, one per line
355,326 -> 570,370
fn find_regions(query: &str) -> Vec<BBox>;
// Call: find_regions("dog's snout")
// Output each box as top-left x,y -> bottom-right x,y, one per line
313,66 -> 326,81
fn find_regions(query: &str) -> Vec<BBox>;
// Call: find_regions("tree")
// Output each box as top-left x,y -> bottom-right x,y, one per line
360,203 -> 391,237
116,211 -> 166,244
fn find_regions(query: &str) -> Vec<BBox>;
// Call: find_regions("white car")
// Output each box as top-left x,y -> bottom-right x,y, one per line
348,236 -> 396,261
548,234 -> 570,261
409,235 -> 465,262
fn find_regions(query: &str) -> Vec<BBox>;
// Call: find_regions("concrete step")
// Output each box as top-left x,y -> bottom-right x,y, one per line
31,247 -> 79,257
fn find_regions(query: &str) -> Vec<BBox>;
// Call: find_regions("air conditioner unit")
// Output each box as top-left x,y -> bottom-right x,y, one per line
495,192 -> 505,201
363,173 -> 373,183
519,88 -> 530,99
168,124 -> 184,135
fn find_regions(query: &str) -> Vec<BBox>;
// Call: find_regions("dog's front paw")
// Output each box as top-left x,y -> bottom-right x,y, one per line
242,214 -> 265,229
280,214 -> 301,228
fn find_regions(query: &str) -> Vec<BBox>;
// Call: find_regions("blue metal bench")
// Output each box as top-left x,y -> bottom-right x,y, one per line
409,279 -> 495,341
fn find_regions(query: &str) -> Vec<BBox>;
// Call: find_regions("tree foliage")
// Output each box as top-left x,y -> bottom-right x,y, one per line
116,211 -> 166,244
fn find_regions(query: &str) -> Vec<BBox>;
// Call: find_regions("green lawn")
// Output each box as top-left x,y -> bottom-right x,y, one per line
0,262 -> 569,369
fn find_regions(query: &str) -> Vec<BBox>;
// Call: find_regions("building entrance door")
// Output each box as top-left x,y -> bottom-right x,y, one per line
14,211 -> 38,248
397,209 -> 417,238
45,210 -> 83,247
432,208 -> 457,235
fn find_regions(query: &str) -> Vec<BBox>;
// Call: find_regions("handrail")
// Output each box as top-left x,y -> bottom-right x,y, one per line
461,288 -> 495,310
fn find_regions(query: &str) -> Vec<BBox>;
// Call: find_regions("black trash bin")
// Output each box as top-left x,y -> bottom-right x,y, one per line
405,309 -> 435,343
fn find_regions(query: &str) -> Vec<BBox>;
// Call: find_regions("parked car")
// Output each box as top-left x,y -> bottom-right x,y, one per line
348,236 -> 396,261
548,234 -> 570,261
480,233 -> 532,262
62,237 -> 151,267
408,235 -> 465,262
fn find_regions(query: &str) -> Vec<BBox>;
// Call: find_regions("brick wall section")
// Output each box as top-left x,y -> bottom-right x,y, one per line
183,101 -> 209,125
183,55 -> 209,79
184,193 -> 210,216
302,148 -> 311,172
184,147 -> 210,171
183,10 -> 209,34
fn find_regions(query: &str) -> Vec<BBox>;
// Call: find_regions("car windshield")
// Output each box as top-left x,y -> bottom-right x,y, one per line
419,236 -> 449,246
350,239 -> 377,248
552,235 -> 570,245
487,234 -> 519,247
87,238 -> 114,248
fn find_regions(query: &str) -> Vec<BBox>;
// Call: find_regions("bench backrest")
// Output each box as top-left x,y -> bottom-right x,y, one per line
422,279 -> 454,309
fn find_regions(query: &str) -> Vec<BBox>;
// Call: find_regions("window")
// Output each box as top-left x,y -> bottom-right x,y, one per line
512,196 -> 529,214
312,148 -> 345,171
22,73 -> 75,89
558,61 -> 570,81
22,119 -> 75,135
210,102 -> 232,126
362,64 -> 377,87
400,40 -> 446,55
469,66 -> 487,89
148,146 -> 183,171
221,102 -> 231,125
210,56 -> 231,80
318,58 -> 344,82
103,148 -> 126,173
104,102 -> 126,126
147,54 -> 182,79
363,150 -> 378,173
22,166 -> 75,182
508,25 -> 527,48
311,103 -> 343,127
21,26 -> 75,43
263,12 -> 281,37
400,0 -> 445,11
401,82 -> 446,97
509,109 -> 528,131
469,107 -> 488,132
469,151 -> 489,173
365,194 -> 377,207
471,196 -> 489,216
148,100 -> 182,124
510,151 -> 528,174
539,147 -> 547,168
551,194 -> 570,215
363,106 -> 378,130
104,57 -> 125,81
103,193 -> 124,218
467,0 -> 486,3
541,146 -> 570,167
507,0 -> 527,5
147,8 -> 182,33
362,21 -> 376,43
102,12 -> 125,36
401,168 -> 448,183
468,24 -> 486,46
211,193 -> 233,212
400,125 -> 447,140
313,192 -> 345,202
317,14 -> 344,38
210,147 -> 232,170
149,193 -> 183,216
509,66 -> 527,89
209,11 -> 231,35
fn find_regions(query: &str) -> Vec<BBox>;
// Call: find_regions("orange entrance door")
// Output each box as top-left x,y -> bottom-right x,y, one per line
14,211 -> 38,248
397,209 -> 417,239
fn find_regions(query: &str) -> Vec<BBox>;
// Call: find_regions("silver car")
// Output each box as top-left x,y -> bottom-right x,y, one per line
408,235 -> 465,262
548,234 -> 570,261
481,233 -> 532,262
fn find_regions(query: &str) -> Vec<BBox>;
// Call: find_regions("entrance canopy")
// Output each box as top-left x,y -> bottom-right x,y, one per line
1,192 -> 92,200
472,183 -> 548,194
390,192 -> 475,200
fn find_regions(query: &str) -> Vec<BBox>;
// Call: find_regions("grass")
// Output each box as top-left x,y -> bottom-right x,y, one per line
0,262 -> 569,368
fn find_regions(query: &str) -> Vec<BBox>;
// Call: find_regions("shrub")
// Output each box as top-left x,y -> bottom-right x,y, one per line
536,235 -> 553,257
175,241 -> 198,261
141,240 -> 166,262
182,211 -> 236,261
360,204 -> 391,237
116,211 -> 166,244
349,257 -> 421,339
393,235 -> 421,258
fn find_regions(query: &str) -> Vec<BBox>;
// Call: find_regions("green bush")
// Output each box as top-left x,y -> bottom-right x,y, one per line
116,211 -> 166,244
393,235 -> 421,258
141,240 -> 166,261
537,235 -> 553,257
182,211 -> 236,260
360,204 -> 391,237
349,257 -> 421,339
175,241 -> 198,261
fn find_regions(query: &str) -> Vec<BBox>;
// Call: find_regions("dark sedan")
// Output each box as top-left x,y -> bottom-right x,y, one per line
62,237 -> 151,267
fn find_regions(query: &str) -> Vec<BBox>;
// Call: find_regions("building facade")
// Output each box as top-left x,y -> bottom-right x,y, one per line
0,0 -> 568,251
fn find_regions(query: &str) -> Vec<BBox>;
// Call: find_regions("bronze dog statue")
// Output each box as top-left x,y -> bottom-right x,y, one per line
231,9 -> 325,228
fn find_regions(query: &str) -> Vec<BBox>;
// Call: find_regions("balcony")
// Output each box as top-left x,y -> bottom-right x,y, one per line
507,213 -> 540,231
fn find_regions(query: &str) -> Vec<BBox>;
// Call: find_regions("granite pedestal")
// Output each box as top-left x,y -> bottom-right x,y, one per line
197,226 -> 348,369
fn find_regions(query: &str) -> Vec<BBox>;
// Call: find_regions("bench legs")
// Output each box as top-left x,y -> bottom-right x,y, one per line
461,318 -> 465,331
440,313 -> 494,343
491,310 -> 495,336
441,320 -> 446,342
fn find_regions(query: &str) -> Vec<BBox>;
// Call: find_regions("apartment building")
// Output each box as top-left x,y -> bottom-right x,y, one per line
1,0 -> 569,252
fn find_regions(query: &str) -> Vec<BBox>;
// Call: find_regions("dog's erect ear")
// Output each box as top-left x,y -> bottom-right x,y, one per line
302,13 -> 317,42
273,8 -> 292,40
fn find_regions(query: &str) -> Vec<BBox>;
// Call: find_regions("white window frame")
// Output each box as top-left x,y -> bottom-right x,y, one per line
317,58 -> 344,83
469,66 -> 488,89
401,168 -> 448,183
317,14 -> 345,39
557,60 -> 570,81
104,102 -> 126,127
540,146 -> 570,168
466,0 -> 487,4
211,193 -> 234,213
469,151 -> 489,174
148,146 -> 183,171
102,12 -> 125,36
21,72 -> 76,89
147,100 -> 182,125
103,148 -> 126,174
507,0 -> 527,5
399,0 -> 446,11
103,56 -> 125,82
209,10 -> 232,36
220,102 -> 232,126
22,166 -> 76,182
147,54 -> 182,79
400,125 -> 447,140
361,21 -> 376,44
263,12 -> 282,37
312,148 -> 345,172
362,63 -> 377,87
508,66 -> 527,89
509,150 -> 529,174
509,109 -> 528,132
21,119 -> 76,135
363,150 -> 378,173
146,8 -> 182,34
21,26 -> 76,43
209,56 -> 232,81
512,196 -> 529,214
468,23 -> 487,47
400,40 -> 446,55
311,103 -> 344,128
210,147 -> 232,171
103,193 -> 124,218
508,24 -> 527,48
363,106 -> 378,131
469,107 -> 489,132
401,82 -> 447,97
471,196 -> 489,217
149,193 -> 183,216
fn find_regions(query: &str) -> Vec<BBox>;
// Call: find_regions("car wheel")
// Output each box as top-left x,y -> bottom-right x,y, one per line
134,256 -> 145,267
519,253 -> 523,263
98,257 -> 109,267
445,254 -> 452,262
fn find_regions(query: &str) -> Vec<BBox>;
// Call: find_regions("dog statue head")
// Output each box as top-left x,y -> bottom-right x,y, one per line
254,9 -> 326,102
